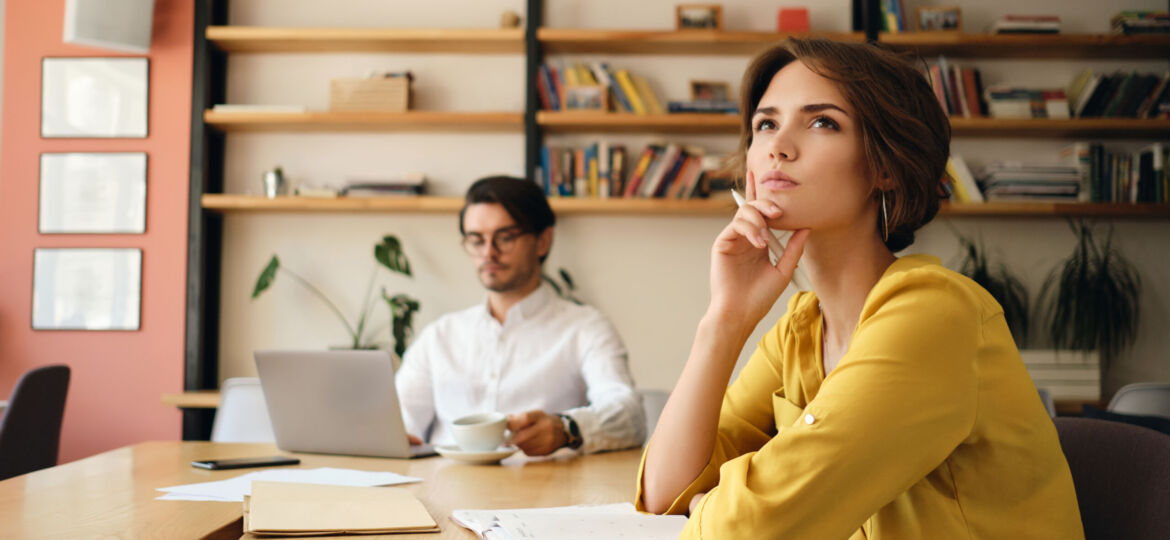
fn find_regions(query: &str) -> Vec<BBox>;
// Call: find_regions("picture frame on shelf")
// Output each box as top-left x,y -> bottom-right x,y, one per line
676,4 -> 723,31
40,57 -> 149,138
689,80 -> 732,102
916,6 -> 962,32
32,248 -> 142,331
563,85 -> 609,112
39,152 -> 147,234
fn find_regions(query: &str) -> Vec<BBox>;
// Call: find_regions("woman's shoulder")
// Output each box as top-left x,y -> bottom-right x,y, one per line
868,254 -> 1000,319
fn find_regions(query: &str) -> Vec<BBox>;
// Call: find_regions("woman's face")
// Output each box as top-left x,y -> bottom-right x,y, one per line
746,60 -> 877,235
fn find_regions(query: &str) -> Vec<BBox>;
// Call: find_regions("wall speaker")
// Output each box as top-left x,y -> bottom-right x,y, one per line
63,0 -> 155,53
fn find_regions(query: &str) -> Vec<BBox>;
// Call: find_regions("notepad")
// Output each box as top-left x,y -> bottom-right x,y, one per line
244,481 -> 439,536
451,503 -> 686,540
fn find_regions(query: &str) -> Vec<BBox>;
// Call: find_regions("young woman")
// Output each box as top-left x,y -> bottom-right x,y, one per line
638,38 -> 1083,539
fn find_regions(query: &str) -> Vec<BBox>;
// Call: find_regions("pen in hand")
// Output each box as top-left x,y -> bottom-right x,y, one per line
730,189 -> 808,291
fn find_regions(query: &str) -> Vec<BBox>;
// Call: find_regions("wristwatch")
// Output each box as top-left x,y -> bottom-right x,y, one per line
556,413 -> 583,450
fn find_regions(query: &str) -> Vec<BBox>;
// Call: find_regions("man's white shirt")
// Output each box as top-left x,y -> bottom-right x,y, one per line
395,283 -> 645,453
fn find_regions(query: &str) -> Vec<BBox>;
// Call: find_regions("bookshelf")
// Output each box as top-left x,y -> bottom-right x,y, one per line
203,110 -> 524,132
205,26 -> 525,53
201,194 -> 1170,219
539,29 -> 864,55
877,32 -> 1170,59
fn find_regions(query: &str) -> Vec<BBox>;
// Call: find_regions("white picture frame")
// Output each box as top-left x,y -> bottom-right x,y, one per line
41,57 -> 149,138
39,152 -> 147,234
32,248 -> 142,331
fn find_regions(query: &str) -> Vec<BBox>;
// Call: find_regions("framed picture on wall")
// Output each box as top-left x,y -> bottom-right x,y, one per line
32,248 -> 142,331
41,57 -> 149,138
39,152 -> 147,234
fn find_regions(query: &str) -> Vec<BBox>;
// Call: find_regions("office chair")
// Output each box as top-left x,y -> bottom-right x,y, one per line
1107,382 -> 1170,419
0,364 -> 71,480
638,389 -> 670,439
210,377 -> 276,443
1054,417 -> 1170,540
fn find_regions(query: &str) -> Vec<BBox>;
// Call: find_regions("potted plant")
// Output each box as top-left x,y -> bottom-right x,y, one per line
954,233 -> 1030,347
1038,220 -> 1142,374
251,235 -> 421,359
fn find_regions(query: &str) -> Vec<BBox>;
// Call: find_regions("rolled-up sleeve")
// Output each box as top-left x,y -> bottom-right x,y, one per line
564,310 -> 646,454
684,275 -> 981,539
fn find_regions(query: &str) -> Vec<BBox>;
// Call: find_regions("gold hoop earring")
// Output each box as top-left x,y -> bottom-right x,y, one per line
880,191 -> 889,242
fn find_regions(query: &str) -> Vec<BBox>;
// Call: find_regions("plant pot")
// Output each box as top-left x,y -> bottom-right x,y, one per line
1020,349 -> 1100,401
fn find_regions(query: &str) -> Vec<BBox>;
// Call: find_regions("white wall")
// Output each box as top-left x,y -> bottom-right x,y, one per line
219,0 -> 1170,395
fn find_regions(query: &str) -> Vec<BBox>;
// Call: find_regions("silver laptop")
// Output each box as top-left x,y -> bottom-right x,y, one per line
254,349 -> 435,459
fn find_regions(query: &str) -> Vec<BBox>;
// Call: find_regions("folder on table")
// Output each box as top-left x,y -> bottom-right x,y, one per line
243,481 -> 439,536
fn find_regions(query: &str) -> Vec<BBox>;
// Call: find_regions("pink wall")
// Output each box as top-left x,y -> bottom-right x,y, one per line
0,0 -> 193,462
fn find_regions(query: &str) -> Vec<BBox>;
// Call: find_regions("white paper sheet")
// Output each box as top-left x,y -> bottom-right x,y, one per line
450,503 -> 687,540
157,467 -> 421,502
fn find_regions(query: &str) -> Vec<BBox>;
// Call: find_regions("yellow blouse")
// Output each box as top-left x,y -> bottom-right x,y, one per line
636,255 -> 1083,539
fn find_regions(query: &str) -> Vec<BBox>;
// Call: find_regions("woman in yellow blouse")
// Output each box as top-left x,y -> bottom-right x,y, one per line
638,38 -> 1083,539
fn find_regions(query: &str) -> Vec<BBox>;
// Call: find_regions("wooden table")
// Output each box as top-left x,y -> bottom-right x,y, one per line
0,441 -> 644,539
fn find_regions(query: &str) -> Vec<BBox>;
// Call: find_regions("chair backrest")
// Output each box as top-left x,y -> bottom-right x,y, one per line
638,389 -> 670,438
1037,386 -> 1057,418
1108,382 -> 1170,419
210,377 -> 276,443
0,364 -> 71,480
1054,417 -> 1170,540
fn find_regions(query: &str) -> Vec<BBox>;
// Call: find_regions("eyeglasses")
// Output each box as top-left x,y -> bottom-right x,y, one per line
461,227 -> 532,255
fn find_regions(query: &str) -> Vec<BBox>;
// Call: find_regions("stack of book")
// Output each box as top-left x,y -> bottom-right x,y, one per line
666,100 -> 737,114
537,61 -> 664,114
1063,142 -> 1169,203
1021,351 -> 1100,401
1071,70 -> 1170,118
1111,11 -> 1170,34
988,15 -> 1061,34
977,162 -> 1081,202
982,86 -> 1069,119
924,57 -> 988,118
340,175 -> 426,197
537,142 -> 718,199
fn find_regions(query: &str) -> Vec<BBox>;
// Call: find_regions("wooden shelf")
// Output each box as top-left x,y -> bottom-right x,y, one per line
161,391 -> 220,409
203,195 -> 1170,219
206,26 -> 524,53
539,29 -> 864,55
949,118 -> 1170,138
538,112 -> 739,133
203,110 -> 524,132
878,32 -> 1170,59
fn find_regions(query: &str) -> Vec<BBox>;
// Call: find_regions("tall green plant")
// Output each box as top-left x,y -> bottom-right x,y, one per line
1038,221 -> 1141,370
252,235 -> 421,356
955,235 -> 1031,347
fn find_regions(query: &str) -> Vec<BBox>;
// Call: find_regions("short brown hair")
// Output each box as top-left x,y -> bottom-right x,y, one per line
459,176 -> 557,263
731,37 -> 950,252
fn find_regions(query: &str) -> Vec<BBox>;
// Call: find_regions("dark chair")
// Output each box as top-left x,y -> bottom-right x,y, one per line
0,365 -> 71,480
1054,417 -> 1170,540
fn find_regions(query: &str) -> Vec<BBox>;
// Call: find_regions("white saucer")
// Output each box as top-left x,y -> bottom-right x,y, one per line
435,445 -> 519,465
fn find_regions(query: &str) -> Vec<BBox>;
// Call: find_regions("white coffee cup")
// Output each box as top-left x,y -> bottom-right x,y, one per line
450,412 -> 508,451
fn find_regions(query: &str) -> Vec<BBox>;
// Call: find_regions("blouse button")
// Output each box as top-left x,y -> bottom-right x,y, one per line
804,414 -> 815,425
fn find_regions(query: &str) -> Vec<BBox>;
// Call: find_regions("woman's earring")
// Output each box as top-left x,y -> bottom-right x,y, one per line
880,191 -> 889,242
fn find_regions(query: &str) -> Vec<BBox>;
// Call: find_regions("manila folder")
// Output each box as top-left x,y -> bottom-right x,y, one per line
244,481 -> 439,536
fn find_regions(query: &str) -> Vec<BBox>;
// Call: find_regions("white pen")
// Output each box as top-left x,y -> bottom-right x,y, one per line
730,189 -> 808,290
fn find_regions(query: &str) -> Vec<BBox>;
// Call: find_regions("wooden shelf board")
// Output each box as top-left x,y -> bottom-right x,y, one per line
538,112 -> 739,133
203,110 -> 524,132
206,26 -> 525,53
879,32 -> 1170,59
161,391 -> 220,409
539,29 -> 865,55
203,195 -> 1170,219
539,113 -> 1170,137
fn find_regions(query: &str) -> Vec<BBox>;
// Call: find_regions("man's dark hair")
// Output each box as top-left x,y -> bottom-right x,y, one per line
459,176 -> 557,262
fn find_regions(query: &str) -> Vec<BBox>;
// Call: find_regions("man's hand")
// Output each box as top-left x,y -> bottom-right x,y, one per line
507,410 -> 567,456
407,434 -> 423,446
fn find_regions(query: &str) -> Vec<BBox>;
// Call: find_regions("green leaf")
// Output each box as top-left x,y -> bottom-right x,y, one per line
252,255 -> 281,299
383,291 -> 421,359
375,235 -> 412,277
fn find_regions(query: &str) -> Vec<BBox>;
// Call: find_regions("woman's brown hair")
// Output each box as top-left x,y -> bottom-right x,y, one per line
730,37 -> 950,252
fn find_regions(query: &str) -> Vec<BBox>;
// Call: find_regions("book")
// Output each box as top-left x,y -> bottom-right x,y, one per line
667,100 -> 738,113
632,74 -> 665,115
947,154 -> 984,203
614,69 -> 647,114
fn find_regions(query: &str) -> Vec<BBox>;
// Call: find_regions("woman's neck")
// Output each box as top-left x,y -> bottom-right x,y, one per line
802,227 -> 896,354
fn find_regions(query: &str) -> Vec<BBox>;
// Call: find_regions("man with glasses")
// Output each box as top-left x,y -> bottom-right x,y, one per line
395,176 -> 645,456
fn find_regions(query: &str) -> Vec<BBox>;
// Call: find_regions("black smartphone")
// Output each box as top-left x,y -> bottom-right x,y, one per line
190,455 -> 301,470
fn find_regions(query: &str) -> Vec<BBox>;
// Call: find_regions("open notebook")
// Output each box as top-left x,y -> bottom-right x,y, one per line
243,481 -> 439,536
451,503 -> 686,539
